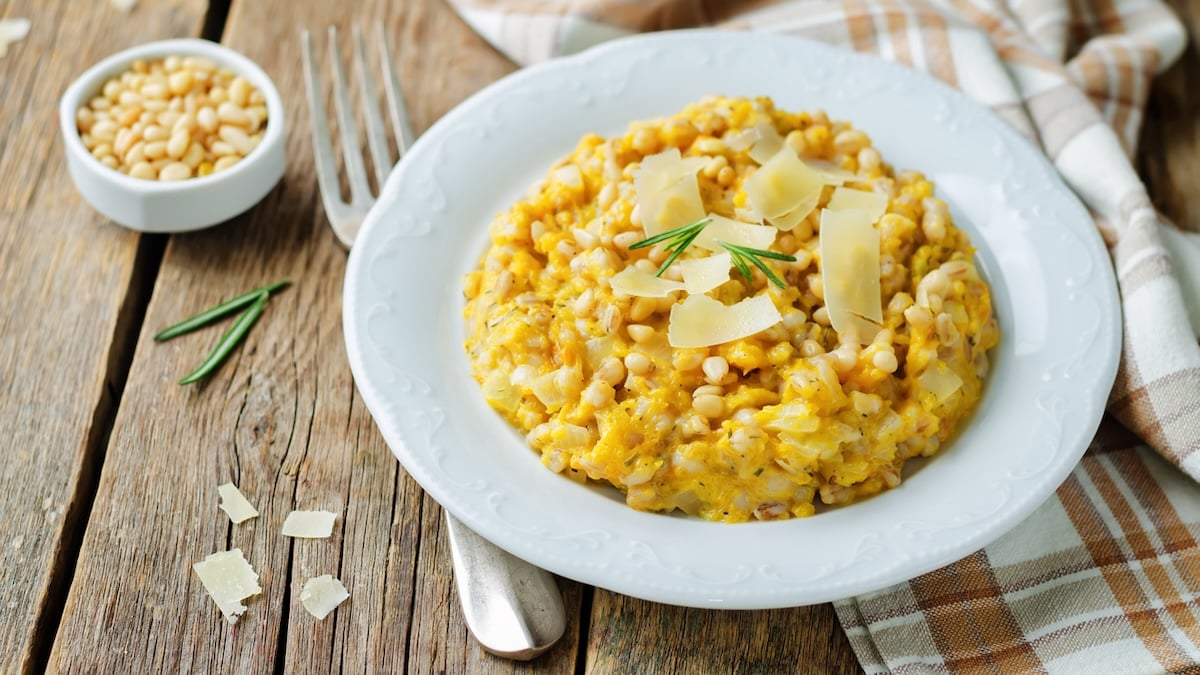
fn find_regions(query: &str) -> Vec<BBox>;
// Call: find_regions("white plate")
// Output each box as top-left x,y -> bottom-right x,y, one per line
344,30 -> 1120,608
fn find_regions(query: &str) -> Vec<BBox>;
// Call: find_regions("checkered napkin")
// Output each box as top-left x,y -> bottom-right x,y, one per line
447,0 -> 1200,671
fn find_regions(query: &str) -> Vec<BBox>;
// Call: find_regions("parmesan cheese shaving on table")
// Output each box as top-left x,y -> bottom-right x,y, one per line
216,483 -> 258,524
192,549 -> 262,624
0,18 -> 31,59
281,510 -> 337,538
299,575 -> 351,620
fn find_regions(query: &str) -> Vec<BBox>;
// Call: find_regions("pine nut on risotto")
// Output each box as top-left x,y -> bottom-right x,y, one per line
462,96 -> 999,522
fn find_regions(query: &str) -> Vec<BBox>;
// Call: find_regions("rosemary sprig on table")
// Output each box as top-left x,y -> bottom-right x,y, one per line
627,217 -> 796,289
177,293 -> 269,385
628,217 -> 711,277
155,280 -> 290,385
154,280 -> 290,341
718,241 -> 795,289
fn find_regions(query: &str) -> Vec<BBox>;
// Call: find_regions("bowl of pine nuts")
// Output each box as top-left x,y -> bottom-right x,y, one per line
59,38 -> 285,232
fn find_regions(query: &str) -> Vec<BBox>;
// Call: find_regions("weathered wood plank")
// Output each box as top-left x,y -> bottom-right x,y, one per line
46,0 -> 578,672
585,592 -> 859,673
0,1 -> 207,673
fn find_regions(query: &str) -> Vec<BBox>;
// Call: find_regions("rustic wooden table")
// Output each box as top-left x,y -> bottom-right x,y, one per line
1,0 -> 1196,672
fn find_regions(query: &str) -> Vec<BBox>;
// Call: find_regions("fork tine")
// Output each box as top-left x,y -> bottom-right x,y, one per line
327,26 -> 373,207
376,22 -> 416,154
352,25 -> 392,189
301,30 -> 347,221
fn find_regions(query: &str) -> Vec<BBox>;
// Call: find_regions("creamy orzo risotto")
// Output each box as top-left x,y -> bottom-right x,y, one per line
462,96 -> 999,522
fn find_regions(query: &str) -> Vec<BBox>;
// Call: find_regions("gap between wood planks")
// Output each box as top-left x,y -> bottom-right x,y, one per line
26,3 -> 232,672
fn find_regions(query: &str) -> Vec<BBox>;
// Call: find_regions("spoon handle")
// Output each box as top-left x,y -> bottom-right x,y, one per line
445,512 -> 567,660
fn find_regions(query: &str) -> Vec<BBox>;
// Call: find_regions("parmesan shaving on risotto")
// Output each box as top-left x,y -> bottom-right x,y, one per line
462,96 -> 999,522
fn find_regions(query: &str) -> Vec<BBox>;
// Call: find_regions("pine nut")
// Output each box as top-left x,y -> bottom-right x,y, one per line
75,55 -> 268,181
612,231 -> 640,250
128,161 -> 156,180
213,156 -> 240,172
182,141 -> 205,168
159,162 -> 192,181
167,130 -> 189,158
113,128 -> 134,157
172,112 -> 195,134
800,339 -> 824,358
196,106 -> 218,132
217,101 -> 250,127
624,352 -> 653,376
156,111 -> 181,129
595,357 -> 625,387
701,356 -> 729,385
626,324 -> 654,343
143,141 -> 167,160
168,70 -> 193,95
833,129 -> 869,155
102,80 -> 122,101
629,297 -> 656,323
141,82 -> 168,100
218,125 -> 252,154
693,394 -> 724,419
124,141 -> 146,166
229,77 -> 251,106
142,125 -> 167,142
91,120 -> 118,143
872,350 -> 898,373
116,107 -> 141,127
182,56 -> 216,72
209,140 -> 236,157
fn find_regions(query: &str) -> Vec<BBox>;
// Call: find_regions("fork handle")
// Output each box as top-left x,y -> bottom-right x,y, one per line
445,513 -> 566,660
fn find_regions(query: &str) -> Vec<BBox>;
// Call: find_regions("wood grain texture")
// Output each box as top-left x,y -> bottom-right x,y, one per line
585,592 -> 859,674
1138,0 -> 1200,233
0,1 -> 207,673
46,0 -> 577,672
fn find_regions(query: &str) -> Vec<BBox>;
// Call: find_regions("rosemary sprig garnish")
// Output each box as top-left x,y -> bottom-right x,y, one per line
154,279 -> 291,341
628,217 -> 796,288
717,241 -> 796,289
178,293 -> 269,385
628,217 -> 711,277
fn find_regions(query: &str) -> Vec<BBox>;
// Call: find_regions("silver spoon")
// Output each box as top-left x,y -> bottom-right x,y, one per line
446,514 -> 567,659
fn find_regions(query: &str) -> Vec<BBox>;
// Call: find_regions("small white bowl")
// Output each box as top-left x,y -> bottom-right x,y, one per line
59,39 -> 286,233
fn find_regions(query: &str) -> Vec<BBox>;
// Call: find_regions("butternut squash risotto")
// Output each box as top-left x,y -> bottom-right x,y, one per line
462,96 -> 999,522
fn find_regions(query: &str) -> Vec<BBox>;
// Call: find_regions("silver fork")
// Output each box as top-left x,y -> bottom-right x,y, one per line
302,24 -> 413,248
301,24 -> 567,660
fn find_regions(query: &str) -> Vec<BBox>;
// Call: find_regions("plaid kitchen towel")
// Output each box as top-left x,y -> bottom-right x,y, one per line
447,0 -> 1200,671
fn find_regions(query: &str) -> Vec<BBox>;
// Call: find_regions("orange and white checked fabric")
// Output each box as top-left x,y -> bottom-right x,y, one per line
446,0 -> 1200,671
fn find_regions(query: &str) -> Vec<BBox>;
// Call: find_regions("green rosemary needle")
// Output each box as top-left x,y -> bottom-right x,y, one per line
154,279 -> 291,342
718,241 -> 797,289
628,217 -> 712,277
178,293 -> 269,385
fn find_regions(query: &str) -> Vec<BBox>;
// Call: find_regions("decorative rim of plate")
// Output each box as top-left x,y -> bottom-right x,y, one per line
343,29 -> 1121,608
